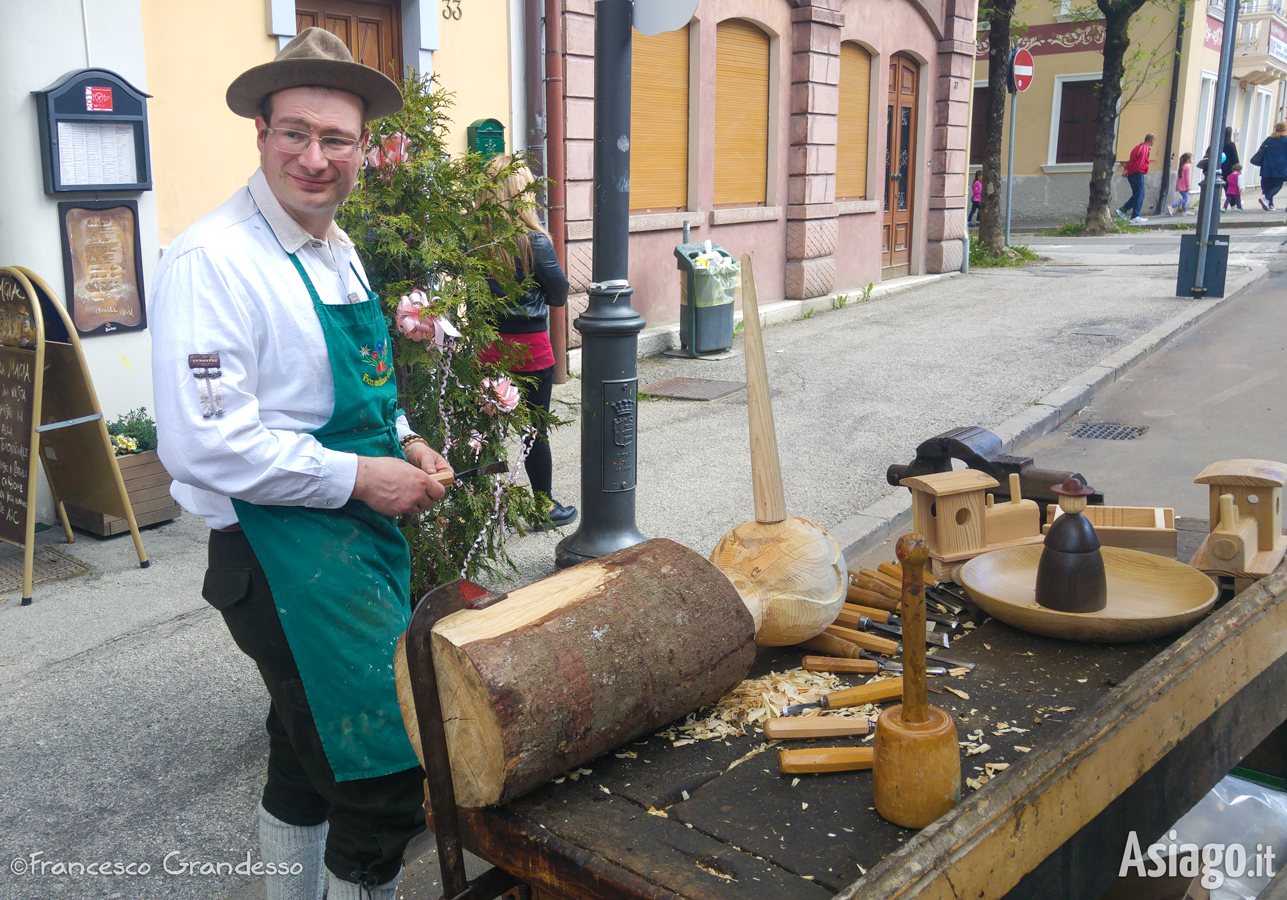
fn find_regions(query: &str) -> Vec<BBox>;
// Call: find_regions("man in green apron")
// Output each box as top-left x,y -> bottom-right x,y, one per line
151,29 -> 450,900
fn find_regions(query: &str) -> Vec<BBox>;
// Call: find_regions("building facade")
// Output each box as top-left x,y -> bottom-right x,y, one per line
971,0 -> 1287,223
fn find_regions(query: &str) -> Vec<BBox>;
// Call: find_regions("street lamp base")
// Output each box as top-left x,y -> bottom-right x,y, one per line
555,524 -> 646,569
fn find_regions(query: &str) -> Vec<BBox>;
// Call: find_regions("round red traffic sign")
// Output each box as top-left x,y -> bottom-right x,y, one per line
1011,48 -> 1034,92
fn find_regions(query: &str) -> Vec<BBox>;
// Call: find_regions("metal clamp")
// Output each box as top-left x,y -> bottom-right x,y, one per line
35,413 -> 103,433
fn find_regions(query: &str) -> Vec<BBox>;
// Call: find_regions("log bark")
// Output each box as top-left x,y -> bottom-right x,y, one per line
421,538 -> 756,808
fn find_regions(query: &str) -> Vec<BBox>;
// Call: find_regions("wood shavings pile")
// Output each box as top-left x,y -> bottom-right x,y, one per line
653,668 -> 880,743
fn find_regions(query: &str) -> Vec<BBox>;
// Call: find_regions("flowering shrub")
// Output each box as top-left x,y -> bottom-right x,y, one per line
337,72 -> 550,589
107,408 -> 157,456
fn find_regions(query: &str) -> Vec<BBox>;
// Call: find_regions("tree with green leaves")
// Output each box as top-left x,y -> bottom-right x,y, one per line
978,0 -> 1020,256
337,71 -> 549,591
1083,0 -> 1186,232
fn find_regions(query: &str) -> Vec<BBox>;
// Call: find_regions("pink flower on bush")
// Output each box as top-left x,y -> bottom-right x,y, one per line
479,377 -> 521,416
467,431 -> 486,458
366,132 -> 410,169
396,290 -> 461,347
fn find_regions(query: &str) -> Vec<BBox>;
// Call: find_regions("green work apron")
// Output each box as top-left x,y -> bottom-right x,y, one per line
231,255 -> 419,782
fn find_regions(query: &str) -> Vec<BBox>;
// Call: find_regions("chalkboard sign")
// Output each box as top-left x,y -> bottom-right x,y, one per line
0,267 -> 149,604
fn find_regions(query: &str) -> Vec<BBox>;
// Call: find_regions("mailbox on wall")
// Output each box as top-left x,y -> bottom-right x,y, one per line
34,69 -> 153,194
467,118 -> 506,160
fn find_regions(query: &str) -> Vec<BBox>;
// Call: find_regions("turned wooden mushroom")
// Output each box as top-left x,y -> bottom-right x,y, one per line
709,254 -> 845,646
872,534 -> 961,829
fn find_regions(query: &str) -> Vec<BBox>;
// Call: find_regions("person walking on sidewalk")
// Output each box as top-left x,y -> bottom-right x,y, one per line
481,157 -> 577,532
1253,121 -> 1287,210
968,172 -> 982,225
1223,163 -> 1244,210
1168,153 -> 1193,215
1116,133 -> 1154,224
151,29 -> 451,900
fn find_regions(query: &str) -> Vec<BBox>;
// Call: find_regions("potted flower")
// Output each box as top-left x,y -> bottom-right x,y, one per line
64,408 -> 183,536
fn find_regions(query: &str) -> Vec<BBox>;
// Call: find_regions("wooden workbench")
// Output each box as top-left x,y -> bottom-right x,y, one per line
438,534 -> 1287,900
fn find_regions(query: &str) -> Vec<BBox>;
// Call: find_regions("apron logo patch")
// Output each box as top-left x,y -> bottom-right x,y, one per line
360,339 -> 392,387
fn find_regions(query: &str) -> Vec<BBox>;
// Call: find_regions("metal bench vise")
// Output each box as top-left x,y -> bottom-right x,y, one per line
886,426 -> 1103,516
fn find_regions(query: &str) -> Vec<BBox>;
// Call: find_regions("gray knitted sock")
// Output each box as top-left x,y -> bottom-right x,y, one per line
257,803 -> 328,900
326,867 -> 402,900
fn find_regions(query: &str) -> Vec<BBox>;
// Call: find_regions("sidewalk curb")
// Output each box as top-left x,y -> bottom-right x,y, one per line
829,262 -> 1271,566
564,272 -> 960,378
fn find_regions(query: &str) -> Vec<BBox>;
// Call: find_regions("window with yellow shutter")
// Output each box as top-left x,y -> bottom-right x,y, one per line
837,42 -> 871,201
714,19 -> 770,207
630,26 -> 690,212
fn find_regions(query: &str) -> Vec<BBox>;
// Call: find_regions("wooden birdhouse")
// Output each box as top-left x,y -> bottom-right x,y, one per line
1190,459 -> 1287,581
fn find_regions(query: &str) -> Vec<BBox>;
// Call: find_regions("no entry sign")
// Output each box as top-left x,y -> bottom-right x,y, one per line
1009,48 -> 1034,93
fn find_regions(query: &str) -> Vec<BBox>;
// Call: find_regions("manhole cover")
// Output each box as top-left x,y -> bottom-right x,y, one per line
1070,423 -> 1149,441
640,377 -> 746,401
0,546 -> 90,597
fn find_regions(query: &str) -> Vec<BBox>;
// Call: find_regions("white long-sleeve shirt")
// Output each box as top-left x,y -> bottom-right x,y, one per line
151,169 -> 409,529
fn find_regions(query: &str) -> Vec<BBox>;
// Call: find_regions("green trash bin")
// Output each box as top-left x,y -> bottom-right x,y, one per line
674,242 -> 739,355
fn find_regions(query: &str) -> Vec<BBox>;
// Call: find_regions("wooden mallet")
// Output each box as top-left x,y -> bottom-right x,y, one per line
709,254 -> 846,646
872,534 -> 961,829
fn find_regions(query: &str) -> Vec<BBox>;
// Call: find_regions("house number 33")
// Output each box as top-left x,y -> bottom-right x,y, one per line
442,0 -> 462,19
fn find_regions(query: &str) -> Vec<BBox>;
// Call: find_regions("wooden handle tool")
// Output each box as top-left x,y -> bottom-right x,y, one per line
872,535 -> 961,829
824,624 -> 899,656
801,655 -> 879,674
740,253 -> 786,525
764,716 -> 871,740
862,567 -> 902,592
836,604 -> 891,627
779,747 -> 875,774
798,632 -> 866,660
847,583 -> 900,612
783,677 -> 904,715
850,573 -> 900,603
882,560 -> 935,587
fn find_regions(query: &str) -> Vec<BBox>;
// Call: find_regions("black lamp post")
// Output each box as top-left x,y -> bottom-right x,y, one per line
555,0 -> 647,568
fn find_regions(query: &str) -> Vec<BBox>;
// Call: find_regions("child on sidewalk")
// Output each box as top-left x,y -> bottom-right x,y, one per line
968,172 -> 982,225
1224,163 -> 1243,210
1168,153 -> 1193,215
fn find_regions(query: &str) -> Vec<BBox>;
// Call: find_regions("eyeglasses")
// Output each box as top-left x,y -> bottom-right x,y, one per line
266,127 -> 367,161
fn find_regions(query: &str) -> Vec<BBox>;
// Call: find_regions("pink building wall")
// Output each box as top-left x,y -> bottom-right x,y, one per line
558,0 -> 975,339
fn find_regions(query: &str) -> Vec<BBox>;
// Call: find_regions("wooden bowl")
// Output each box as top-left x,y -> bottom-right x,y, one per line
959,545 -> 1219,643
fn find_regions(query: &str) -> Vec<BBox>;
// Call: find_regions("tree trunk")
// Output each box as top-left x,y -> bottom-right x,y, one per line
979,0 -> 1017,256
1084,1 -> 1145,234
402,538 -> 757,808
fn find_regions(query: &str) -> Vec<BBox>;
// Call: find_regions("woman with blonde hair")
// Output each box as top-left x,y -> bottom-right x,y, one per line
481,157 -> 576,530
1253,120 -> 1287,210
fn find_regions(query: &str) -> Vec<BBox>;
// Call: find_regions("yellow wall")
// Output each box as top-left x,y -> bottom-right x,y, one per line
140,0 -> 277,244
432,2 -> 514,154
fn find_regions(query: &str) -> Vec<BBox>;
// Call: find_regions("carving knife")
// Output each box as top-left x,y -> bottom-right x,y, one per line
859,648 -> 975,673
856,615 -> 952,649
781,677 -> 903,716
429,461 -> 509,485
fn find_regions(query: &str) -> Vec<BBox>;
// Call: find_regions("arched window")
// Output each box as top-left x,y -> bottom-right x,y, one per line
837,41 -> 872,201
714,19 -> 770,207
630,26 -> 690,212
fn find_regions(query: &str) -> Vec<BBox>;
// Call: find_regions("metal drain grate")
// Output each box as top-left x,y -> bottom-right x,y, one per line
0,547 -> 90,597
1070,423 -> 1149,441
640,377 -> 746,402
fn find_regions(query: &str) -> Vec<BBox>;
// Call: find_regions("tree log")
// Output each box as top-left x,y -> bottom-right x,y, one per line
411,538 -> 756,808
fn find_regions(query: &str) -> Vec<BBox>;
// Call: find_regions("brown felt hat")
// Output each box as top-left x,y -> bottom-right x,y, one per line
226,27 -> 403,121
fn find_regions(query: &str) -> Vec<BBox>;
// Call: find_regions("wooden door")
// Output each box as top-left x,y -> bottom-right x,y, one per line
882,54 -> 918,277
296,0 -> 404,83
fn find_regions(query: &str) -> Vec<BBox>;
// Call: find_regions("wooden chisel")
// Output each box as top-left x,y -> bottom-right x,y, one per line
881,560 -> 935,587
801,655 -> 878,674
857,615 -> 952,649
850,571 -> 900,602
782,677 -> 903,716
764,717 -> 871,740
847,583 -> 900,612
779,747 -> 875,774
429,461 -> 509,485
842,602 -> 960,631
823,624 -> 899,656
862,567 -> 902,592
798,632 -> 867,660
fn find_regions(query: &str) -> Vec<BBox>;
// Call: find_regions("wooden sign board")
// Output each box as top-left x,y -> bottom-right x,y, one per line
58,200 -> 148,336
0,267 -> 148,605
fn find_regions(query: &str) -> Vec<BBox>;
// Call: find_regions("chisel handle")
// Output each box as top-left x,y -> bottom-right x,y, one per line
840,603 -> 891,624
428,469 -> 457,485
765,717 -> 871,740
881,560 -> 935,587
849,572 -> 900,603
801,655 -> 879,674
824,624 -> 899,656
825,677 -> 903,709
862,567 -> 902,592
847,583 -> 899,612
798,632 -> 866,660
779,746 -> 875,774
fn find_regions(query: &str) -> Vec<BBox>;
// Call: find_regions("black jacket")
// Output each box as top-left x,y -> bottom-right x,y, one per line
1200,139 -> 1240,179
487,231 -> 569,334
